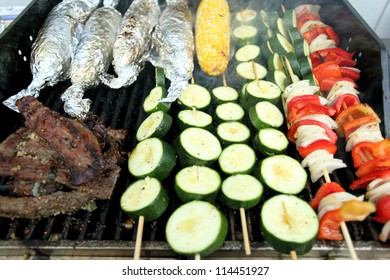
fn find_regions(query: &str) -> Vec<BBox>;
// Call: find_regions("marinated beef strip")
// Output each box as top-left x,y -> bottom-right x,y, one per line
1,180 -> 65,197
0,191 -> 95,219
16,96 -> 104,186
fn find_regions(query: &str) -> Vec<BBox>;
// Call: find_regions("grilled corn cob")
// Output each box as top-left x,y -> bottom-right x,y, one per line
195,0 -> 230,76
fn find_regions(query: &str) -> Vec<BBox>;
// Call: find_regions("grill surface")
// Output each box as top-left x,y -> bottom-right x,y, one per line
0,0 -> 389,259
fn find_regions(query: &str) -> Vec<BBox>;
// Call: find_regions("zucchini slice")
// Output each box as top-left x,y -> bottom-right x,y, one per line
178,84 -> 211,110
269,33 -> 294,55
297,55 -> 313,77
283,9 -> 297,29
211,86 -> 239,104
232,25 -> 259,46
266,70 -> 291,91
120,177 -> 169,222
220,174 -> 263,210
235,9 -> 258,25
294,38 -> 310,58
260,194 -> 319,255
166,200 -> 228,257
239,83 -> 252,111
235,44 -> 261,63
249,101 -> 284,129
217,121 -> 251,146
288,27 -> 302,44
177,109 -> 212,130
245,80 -> 281,105
218,143 -> 256,175
136,111 -> 172,141
143,86 -> 171,113
275,18 -> 288,38
215,102 -> 245,123
267,52 -> 285,72
175,127 -> 222,167
283,52 -> 302,78
128,137 -> 176,180
175,166 -> 221,203
257,155 -> 307,194
236,61 -> 267,81
253,128 -> 289,156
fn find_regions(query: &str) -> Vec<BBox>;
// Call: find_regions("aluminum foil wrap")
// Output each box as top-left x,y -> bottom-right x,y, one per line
2,0 -> 100,112
61,6 -> 122,118
100,0 -> 161,89
149,0 -> 194,102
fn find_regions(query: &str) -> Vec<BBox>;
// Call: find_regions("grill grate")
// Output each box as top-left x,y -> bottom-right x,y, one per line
0,0 -> 389,259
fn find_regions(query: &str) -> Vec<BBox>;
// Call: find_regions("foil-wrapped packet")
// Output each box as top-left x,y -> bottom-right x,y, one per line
149,0 -> 194,102
61,1 -> 122,118
2,0 -> 100,112
100,0 -> 161,89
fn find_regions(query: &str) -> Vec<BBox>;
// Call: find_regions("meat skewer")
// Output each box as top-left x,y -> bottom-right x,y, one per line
2,0 -> 100,112
61,0 -> 122,118
100,0 -> 161,89
148,0 -> 194,102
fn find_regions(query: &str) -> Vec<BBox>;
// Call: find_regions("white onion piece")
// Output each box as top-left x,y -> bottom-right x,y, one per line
317,192 -> 363,219
300,20 -> 327,34
296,125 -> 331,147
294,114 -> 339,130
379,220 -> 390,242
328,80 -> 357,96
285,86 -> 321,105
301,149 -> 333,168
367,178 -> 390,191
283,80 -> 311,99
345,125 -> 383,152
366,182 -> 390,204
327,87 -> 360,105
309,158 -> 347,183
309,34 -> 336,53
295,5 -> 321,18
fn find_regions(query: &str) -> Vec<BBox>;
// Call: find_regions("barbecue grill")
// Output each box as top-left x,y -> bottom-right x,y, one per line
0,0 -> 389,260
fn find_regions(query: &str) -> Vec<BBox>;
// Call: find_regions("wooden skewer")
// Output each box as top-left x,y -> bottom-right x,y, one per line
195,253 -> 201,260
281,4 -> 286,14
290,250 -> 298,260
133,215 -> 145,260
222,71 -> 227,87
239,208 -> 251,255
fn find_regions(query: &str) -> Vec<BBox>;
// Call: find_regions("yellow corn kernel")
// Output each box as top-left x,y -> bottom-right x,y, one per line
195,0 -> 230,76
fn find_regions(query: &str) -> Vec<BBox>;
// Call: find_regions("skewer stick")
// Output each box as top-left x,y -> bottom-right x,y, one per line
239,208 -> 251,255
290,250 -> 298,260
322,169 -> 359,260
133,215 -> 145,260
195,253 -> 201,260
222,72 -> 227,87
281,4 -> 286,14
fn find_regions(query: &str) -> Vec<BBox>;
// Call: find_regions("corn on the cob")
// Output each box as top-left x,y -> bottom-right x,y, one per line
195,0 -> 230,76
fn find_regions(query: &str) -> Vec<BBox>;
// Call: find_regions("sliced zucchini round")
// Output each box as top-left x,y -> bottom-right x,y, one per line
267,52 -> 285,72
257,155 -> 307,194
178,84 -> 211,110
260,194 -> 319,255
294,38 -> 310,58
177,109 -> 213,130
215,102 -> 245,123
232,25 -> 259,46
211,86 -> 239,104
297,55 -> 313,77
217,121 -> 251,146
120,177 -> 169,222
155,67 -> 166,87
218,143 -> 256,175
175,166 -> 221,203
245,80 -> 281,105
220,174 -> 263,210
266,70 -> 291,91
128,137 -> 176,180
284,52 -> 302,78
175,127 -> 222,167
288,27 -> 302,45
136,111 -> 172,141
143,86 -> 171,114
253,128 -> 289,156
275,18 -> 288,38
269,33 -> 294,55
283,9 -> 297,29
239,83 -> 252,111
249,101 -> 284,129
166,200 -> 228,257
236,61 -> 267,81
235,44 -> 261,63
235,9 -> 258,25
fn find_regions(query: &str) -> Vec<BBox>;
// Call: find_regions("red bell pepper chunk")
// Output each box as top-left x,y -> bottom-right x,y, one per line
343,115 -> 380,140
303,27 -> 327,44
287,103 -> 336,124
287,95 -> 322,113
352,139 -> 390,168
313,61 -> 342,85
320,77 -> 357,92
324,25 -> 340,46
355,156 -> 390,178
316,47 -> 355,60
309,182 -> 345,210
349,170 -> 390,190
318,200 -> 376,241
298,139 -> 337,159
323,52 -> 357,67
332,93 -> 361,117
287,119 -> 338,144
372,196 -> 390,224
340,67 -> 361,81
310,52 -> 323,68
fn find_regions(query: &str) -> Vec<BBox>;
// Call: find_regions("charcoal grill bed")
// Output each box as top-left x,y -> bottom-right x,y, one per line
0,0 -> 389,260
